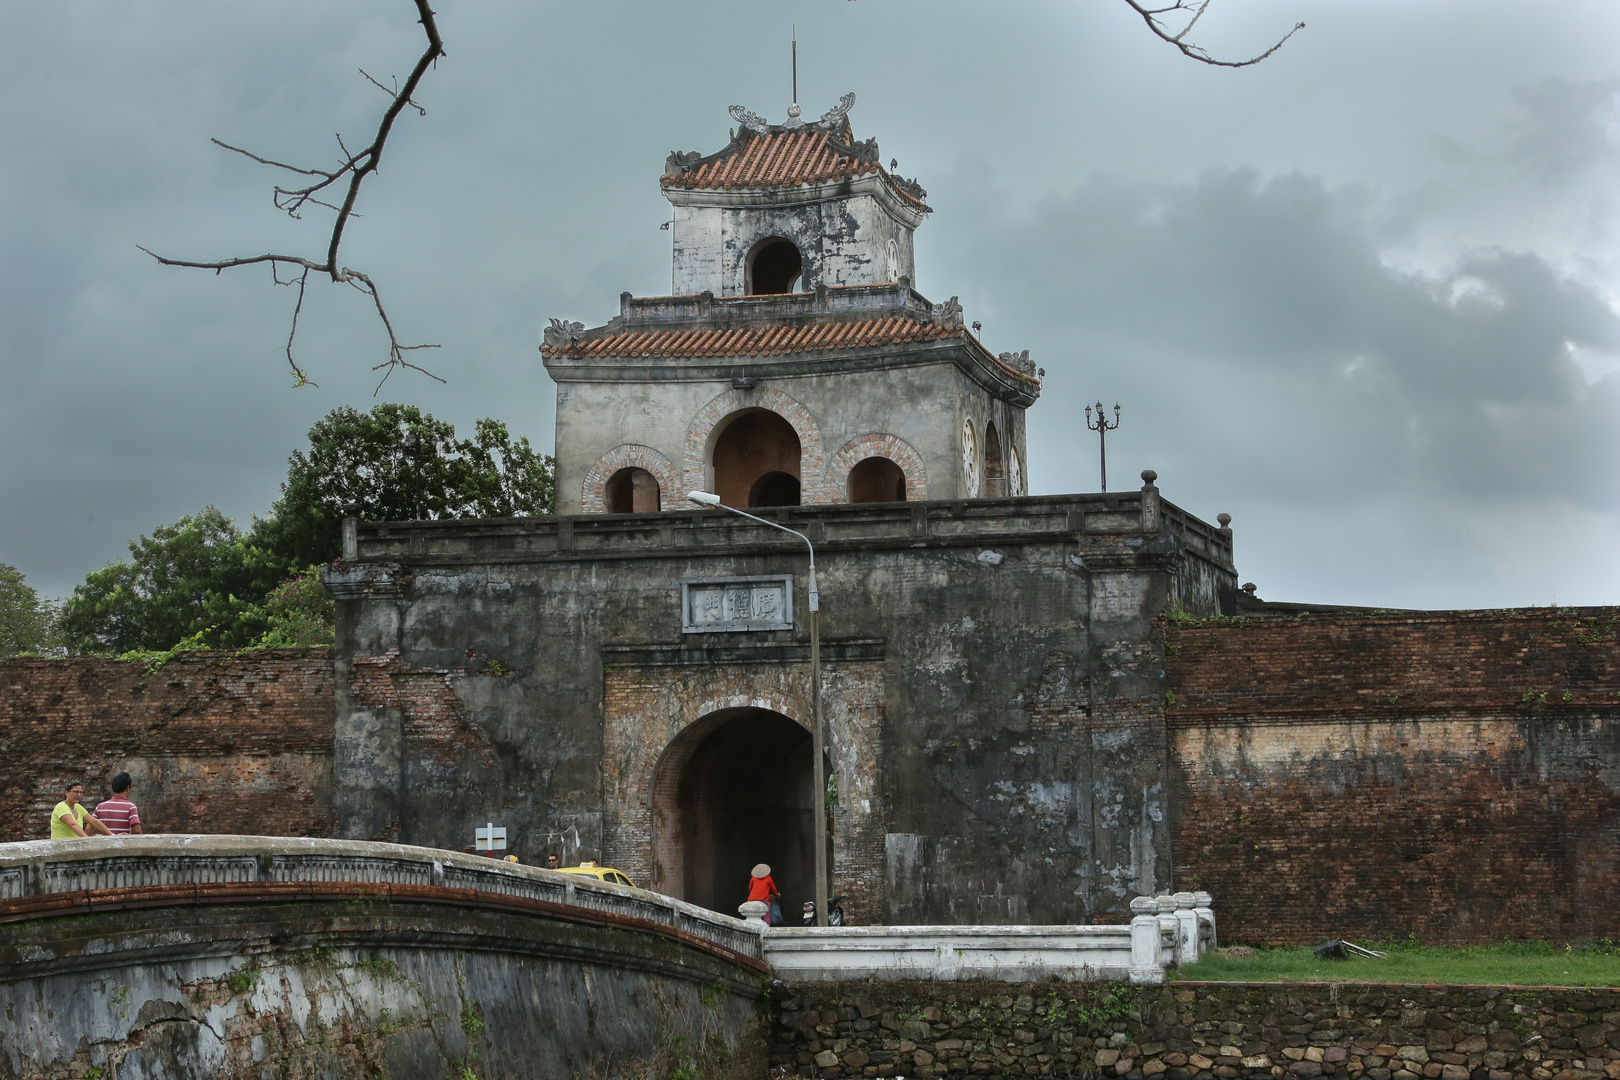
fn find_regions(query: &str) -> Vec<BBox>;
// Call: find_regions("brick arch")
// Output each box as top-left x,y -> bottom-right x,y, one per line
828,433 -> 928,502
683,387 -> 828,504
580,444 -> 680,515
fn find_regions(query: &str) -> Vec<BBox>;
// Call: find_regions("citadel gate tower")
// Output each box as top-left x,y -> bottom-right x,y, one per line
328,97 -> 1237,925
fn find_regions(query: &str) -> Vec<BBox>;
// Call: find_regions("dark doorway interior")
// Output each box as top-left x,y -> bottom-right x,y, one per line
750,471 -> 801,507
711,409 -> 802,508
847,456 -> 906,503
749,238 -> 803,294
984,423 -> 1005,497
604,466 -> 660,513
651,708 -> 817,918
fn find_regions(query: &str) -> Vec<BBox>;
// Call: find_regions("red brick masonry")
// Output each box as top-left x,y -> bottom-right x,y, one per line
1167,608 -> 1620,945
0,650 -> 334,842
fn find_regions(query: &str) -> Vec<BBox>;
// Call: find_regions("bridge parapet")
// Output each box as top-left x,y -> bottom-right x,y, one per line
0,834 -> 763,961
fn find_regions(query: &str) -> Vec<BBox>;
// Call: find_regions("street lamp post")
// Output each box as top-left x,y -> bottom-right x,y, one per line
1084,401 -> 1122,492
688,491 -> 829,927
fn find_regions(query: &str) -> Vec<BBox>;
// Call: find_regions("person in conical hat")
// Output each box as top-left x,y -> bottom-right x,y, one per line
746,862 -> 781,925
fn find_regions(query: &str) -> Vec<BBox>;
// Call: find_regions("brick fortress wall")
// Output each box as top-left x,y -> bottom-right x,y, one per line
1166,609 -> 1620,945
0,649 -> 335,842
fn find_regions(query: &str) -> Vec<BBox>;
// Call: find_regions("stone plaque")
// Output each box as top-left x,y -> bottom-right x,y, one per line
682,576 -> 794,633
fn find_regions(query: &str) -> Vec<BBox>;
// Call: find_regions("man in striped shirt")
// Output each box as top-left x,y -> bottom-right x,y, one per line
95,772 -> 143,835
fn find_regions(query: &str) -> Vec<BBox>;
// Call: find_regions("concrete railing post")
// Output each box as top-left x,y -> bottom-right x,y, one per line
738,900 -> 768,928
341,503 -> 360,560
1140,470 -> 1161,534
1193,890 -> 1216,952
1155,895 -> 1180,969
1129,896 -> 1165,984
1173,891 -> 1201,964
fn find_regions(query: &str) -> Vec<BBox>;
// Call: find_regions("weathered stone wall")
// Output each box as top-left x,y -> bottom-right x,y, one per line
767,979 -> 1620,1080
329,494 -> 1235,927
1167,609 -> 1620,945
0,650 -> 334,843
0,900 -> 766,1080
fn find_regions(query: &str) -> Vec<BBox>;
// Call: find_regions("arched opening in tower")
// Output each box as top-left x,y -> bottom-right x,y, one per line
603,466 -> 661,513
747,238 -> 804,295
847,456 -> 907,503
711,409 -> 802,508
649,707 -> 820,918
983,422 -> 1006,497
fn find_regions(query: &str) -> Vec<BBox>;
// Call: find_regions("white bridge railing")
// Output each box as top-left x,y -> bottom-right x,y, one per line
746,892 -> 1216,984
0,835 -> 765,961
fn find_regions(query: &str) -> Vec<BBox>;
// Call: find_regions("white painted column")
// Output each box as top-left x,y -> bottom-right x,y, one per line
1129,896 -> 1165,984
1174,891 -> 1201,964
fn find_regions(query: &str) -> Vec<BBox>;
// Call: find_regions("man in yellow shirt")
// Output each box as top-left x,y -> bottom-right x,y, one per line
50,782 -> 111,840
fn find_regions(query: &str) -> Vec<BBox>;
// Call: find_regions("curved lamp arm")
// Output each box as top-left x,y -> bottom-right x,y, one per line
687,491 -> 818,611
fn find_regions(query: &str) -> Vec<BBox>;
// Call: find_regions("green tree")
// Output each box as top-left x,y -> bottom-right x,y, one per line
59,507 -> 268,654
251,566 -> 336,648
251,403 -> 555,570
0,563 -> 62,656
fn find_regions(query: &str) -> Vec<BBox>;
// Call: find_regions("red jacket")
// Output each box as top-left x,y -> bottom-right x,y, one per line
746,875 -> 779,903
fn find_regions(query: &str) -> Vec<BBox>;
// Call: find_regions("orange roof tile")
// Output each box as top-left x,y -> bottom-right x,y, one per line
663,128 -> 927,210
541,315 -> 1040,389
544,316 -> 955,360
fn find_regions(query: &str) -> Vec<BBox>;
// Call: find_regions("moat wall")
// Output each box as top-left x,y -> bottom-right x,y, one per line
765,979 -> 1620,1080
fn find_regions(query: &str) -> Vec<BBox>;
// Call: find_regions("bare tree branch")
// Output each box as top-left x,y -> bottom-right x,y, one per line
1121,0 -> 1304,68
139,0 -> 445,390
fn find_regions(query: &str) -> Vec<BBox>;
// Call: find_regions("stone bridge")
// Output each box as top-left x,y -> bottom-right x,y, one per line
0,836 -> 770,1080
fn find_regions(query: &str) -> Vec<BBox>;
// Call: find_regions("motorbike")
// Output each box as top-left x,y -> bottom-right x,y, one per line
800,896 -> 846,926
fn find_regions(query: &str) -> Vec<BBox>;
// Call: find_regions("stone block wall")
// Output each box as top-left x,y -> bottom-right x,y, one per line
768,981 -> 1620,1080
0,650 -> 334,842
1166,609 -> 1620,945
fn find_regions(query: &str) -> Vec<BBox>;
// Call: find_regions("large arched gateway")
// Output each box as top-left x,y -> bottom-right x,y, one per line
649,708 -> 822,917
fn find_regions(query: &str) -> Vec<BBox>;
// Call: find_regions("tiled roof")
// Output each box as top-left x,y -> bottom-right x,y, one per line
543,316 -> 956,360
663,128 -> 927,210
541,315 -> 1040,388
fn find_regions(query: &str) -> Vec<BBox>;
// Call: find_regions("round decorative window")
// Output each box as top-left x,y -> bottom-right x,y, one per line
961,418 -> 980,497
1009,449 -> 1023,497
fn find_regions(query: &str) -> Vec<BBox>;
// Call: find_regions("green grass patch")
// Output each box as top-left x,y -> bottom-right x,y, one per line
1178,940 -> 1620,987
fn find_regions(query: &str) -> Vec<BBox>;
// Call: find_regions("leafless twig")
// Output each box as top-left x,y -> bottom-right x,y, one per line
1121,0 -> 1304,67
139,0 -> 445,389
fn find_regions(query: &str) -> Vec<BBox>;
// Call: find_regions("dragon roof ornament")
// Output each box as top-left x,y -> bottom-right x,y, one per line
728,92 -> 855,135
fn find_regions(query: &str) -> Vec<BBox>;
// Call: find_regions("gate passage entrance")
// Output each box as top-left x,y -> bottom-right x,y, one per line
650,708 -> 819,918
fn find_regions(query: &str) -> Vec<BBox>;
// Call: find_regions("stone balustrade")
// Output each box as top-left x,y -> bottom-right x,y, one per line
0,834 -> 763,961
744,892 -> 1215,984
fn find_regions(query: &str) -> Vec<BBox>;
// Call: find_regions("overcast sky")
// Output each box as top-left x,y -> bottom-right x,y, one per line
3,0 -> 1618,609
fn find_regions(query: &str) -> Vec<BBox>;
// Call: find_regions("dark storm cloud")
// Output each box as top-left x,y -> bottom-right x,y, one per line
3,1 -> 1619,608
955,168 -> 1620,509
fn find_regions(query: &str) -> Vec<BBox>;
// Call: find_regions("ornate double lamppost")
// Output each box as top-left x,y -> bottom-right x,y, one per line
1085,400 -> 1122,492
687,491 -> 829,927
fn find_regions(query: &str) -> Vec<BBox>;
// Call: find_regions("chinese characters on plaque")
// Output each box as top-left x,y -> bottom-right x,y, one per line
682,576 -> 794,633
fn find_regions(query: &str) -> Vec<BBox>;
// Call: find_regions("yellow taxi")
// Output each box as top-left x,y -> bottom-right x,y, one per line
556,863 -> 636,888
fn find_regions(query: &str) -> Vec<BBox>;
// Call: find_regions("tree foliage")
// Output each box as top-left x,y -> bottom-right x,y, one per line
58,507 -> 270,654
253,403 -> 555,571
60,404 -> 554,654
0,563 -> 62,657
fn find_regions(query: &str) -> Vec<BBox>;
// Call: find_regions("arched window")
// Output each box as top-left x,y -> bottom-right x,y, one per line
603,466 -> 660,513
984,422 -> 1006,497
847,457 -> 907,503
747,237 -> 803,295
711,409 -> 801,508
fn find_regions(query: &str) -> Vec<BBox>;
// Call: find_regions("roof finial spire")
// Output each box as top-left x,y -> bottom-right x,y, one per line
786,27 -> 803,128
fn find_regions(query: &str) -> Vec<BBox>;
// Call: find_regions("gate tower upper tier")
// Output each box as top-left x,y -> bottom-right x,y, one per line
542,97 -> 1042,515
